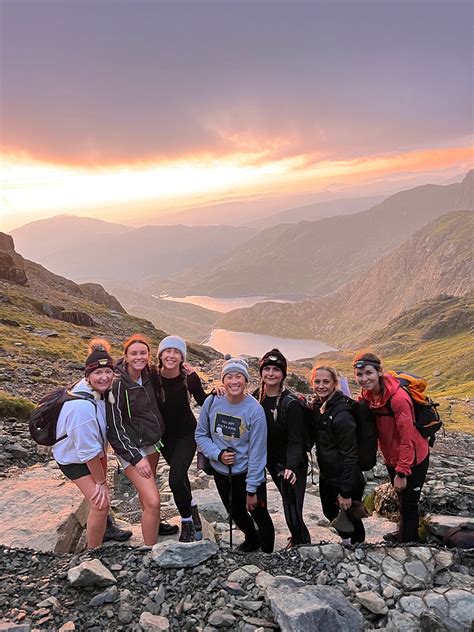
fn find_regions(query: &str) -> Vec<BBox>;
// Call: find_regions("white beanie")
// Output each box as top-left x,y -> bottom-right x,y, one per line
158,335 -> 187,361
221,357 -> 249,382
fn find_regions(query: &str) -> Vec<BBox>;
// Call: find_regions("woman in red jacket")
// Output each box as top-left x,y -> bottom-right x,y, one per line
353,351 -> 429,543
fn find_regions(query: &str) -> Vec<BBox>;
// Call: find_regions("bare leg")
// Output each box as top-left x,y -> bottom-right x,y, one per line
125,458 -> 161,545
73,475 -> 109,548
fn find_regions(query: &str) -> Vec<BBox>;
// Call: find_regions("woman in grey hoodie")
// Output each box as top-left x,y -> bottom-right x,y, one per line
196,357 -> 275,553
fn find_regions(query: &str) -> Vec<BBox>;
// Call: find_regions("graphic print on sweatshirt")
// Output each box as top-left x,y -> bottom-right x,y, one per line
214,412 -> 246,439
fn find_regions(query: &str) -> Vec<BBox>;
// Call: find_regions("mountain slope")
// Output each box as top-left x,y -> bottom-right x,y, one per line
0,233 -> 219,402
250,195 -> 385,229
167,171 -> 473,297
217,210 -> 474,346
11,220 -> 256,283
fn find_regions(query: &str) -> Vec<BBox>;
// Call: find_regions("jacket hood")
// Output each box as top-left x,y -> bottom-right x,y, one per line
324,389 -> 352,412
362,373 -> 400,407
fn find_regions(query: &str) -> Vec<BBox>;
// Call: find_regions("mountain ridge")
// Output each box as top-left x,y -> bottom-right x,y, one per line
217,210 -> 474,346
164,171 -> 473,297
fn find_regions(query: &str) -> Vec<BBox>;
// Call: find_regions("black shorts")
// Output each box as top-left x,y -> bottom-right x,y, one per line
57,462 -> 91,480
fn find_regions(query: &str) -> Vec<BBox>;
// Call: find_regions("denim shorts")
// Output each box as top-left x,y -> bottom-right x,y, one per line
115,444 -> 158,469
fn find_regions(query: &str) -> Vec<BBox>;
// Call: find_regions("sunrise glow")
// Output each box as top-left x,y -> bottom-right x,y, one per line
1,144 -> 472,231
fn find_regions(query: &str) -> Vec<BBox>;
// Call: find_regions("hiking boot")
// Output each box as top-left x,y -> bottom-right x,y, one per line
383,530 -> 400,543
103,516 -> 133,543
179,520 -> 196,543
158,521 -> 179,536
236,539 -> 260,553
191,505 -> 203,540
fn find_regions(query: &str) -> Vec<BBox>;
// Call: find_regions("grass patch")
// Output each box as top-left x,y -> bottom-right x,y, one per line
0,390 -> 34,418
363,491 -> 376,515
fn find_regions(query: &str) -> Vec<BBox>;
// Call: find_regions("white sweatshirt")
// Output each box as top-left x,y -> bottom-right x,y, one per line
52,378 -> 107,465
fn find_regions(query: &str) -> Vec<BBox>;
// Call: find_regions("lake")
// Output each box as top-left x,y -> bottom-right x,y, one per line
203,329 -> 335,361
159,294 -> 297,313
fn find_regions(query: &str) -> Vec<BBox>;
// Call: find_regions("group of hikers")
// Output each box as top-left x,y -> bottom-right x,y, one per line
49,334 -> 430,551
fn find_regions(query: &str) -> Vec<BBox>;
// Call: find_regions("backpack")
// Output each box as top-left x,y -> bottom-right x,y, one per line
384,371 -> 443,446
29,386 -> 97,446
327,396 -> 378,471
279,391 -> 315,453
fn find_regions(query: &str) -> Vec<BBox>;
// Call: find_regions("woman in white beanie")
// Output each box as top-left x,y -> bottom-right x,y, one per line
156,335 -> 219,542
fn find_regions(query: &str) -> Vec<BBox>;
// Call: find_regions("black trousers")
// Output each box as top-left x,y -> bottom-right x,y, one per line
213,470 -> 275,553
268,462 -> 311,545
161,432 -> 196,519
319,474 -> 366,544
386,454 -> 429,543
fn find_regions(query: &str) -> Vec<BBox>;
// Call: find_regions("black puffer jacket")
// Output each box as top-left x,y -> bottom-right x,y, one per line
313,390 -> 363,498
107,359 -> 165,465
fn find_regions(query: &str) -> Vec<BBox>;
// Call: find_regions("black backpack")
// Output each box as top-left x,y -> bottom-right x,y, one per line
279,392 -> 315,453
29,386 -> 96,446
327,396 -> 378,471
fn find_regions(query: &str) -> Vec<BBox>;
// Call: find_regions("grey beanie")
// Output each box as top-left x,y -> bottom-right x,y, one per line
158,335 -> 187,361
221,357 -> 249,382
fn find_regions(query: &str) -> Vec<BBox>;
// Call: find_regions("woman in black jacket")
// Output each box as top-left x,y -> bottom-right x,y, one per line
108,334 -> 166,546
311,364 -> 365,544
255,349 -> 311,547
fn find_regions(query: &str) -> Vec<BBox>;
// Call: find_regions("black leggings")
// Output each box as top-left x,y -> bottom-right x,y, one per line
161,432 -> 196,519
213,470 -> 275,553
319,475 -> 366,544
386,455 -> 429,543
268,462 -> 311,545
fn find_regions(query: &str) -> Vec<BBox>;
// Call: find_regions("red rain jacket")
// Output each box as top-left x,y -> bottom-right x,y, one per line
360,374 -> 429,476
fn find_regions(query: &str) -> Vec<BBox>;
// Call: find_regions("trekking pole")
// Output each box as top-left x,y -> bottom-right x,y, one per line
226,447 -> 235,549
228,461 -> 233,549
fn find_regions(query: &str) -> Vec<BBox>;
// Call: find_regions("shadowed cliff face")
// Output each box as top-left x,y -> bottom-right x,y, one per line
165,171 -> 474,298
217,210 -> 474,347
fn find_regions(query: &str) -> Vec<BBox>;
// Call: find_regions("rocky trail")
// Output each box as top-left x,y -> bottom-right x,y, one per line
0,363 -> 473,631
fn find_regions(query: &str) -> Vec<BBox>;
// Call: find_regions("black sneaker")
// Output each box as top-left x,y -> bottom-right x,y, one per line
179,520 -> 196,543
103,516 -> 133,543
237,539 -> 260,553
191,506 -> 202,532
159,521 -> 179,536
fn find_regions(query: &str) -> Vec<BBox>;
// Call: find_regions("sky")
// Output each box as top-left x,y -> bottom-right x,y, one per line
1,0 -> 473,231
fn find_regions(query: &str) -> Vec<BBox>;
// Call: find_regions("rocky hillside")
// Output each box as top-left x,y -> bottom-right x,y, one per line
218,210 -> 474,347
163,170 -> 473,297
0,233 -> 219,403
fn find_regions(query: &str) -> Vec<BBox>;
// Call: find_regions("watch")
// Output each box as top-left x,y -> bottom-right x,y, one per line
396,472 -> 406,479
247,492 -> 256,497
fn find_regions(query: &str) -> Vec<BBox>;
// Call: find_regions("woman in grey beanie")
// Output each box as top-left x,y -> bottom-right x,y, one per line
156,335 -> 220,542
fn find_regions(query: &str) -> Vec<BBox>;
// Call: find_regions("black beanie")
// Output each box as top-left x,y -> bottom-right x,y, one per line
259,348 -> 287,378
85,340 -> 114,376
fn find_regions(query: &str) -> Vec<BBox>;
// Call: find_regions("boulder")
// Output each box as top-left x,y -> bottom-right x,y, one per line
79,283 -> 126,313
265,576 -> 365,632
0,462 -> 88,552
67,559 -> 116,588
0,233 -> 15,251
151,540 -> 218,568
0,252 -> 27,285
426,514 -> 474,537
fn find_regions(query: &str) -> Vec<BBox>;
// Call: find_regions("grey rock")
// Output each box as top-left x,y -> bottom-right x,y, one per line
118,604 -> 134,624
385,610 -> 420,631
265,575 -> 364,632
0,624 -> 31,632
67,559 -> 116,588
207,609 -> 236,628
139,612 -> 170,631
151,540 -> 218,568
420,610 -> 466,632
89,585 -> 119,607
355,590 -> 388,615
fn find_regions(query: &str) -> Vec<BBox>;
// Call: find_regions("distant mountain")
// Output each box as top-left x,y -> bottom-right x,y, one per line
217,210 -> 474,346
0,233 -> 218,397
250,195 -> 385,229
10,219 -> 256,283
11,215 -> 131,270
167,171 -> 473,297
